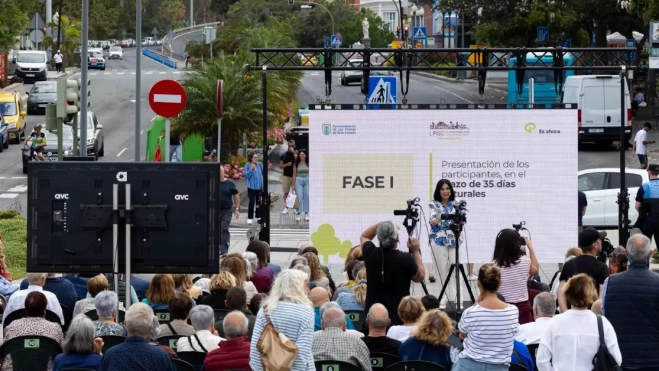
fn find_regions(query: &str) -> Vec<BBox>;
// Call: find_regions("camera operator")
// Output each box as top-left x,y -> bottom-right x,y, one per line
360,221 -> 425,326
635,163 -> 659,243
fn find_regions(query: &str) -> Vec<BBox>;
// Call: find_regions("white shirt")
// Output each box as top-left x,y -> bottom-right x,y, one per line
176,329 -> 224,352
537,310 -> 622,371
244,281 -> 258,303
458,304 -> 519,365
54,53 -> 63,63
515,317 -> 553,345
386,325 -> 416,342
3,285 -> 65,324
635,130 -> 648,155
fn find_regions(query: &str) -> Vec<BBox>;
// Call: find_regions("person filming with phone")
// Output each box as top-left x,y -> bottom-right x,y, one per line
360,221 -> 425,326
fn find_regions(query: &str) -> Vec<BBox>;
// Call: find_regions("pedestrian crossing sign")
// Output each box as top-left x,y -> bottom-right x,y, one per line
413,27 -> 426,40
367,76 -> 397,104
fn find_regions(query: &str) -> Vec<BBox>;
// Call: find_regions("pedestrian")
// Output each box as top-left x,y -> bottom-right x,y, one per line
185,54 -> 190,68
220,165 -> 240,256
635,163 -> 659,244
279,140 -> 297,216
633,122 -> 654,169
54,50 -> 64,73
292,149 -> 309,222
243,152 -> 263,225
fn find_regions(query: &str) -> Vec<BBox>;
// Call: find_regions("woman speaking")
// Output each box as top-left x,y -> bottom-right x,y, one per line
429,179 -> 474,309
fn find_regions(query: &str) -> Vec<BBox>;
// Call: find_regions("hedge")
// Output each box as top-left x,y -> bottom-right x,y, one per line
0,210 -> 27,279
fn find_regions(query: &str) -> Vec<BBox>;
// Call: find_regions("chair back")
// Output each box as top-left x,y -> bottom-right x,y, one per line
174,358 -> 198,371
0,294 -> 6,315
45,310 -> 62,326
177,351 -> 208,370
100,335 -> 125,353
384,361 -> 447,371
344,310 -> 365,331
154,310 -> 172,324
315,360 -> 362,371
509,364 -> 531,371
2,309 -> 26,329
370,353 -> 399,369
86,309 -> 126,323
157,335 -> 182,350
526,343 -> 539,371
0,335 -> 63,370
214,309 -> 230,322
61,305 -> 73,333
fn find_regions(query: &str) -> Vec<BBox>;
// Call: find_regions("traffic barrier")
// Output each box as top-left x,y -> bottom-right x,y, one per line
162,21 -> 222,61
141,48 -> 178,70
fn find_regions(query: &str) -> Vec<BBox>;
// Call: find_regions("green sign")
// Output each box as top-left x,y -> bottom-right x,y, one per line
650,48 -> 659,57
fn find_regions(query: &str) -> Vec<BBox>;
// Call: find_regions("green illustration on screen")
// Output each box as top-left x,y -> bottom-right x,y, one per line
311,224 -> 353,264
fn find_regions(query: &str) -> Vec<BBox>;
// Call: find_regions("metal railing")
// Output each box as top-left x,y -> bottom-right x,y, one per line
162,21 -> 221,61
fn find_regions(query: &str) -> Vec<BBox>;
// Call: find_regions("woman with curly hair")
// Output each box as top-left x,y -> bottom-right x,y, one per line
199,271 -> 237,309
302,252 -> 330,293
398,309 -> 456,369
221,253 -> 258,303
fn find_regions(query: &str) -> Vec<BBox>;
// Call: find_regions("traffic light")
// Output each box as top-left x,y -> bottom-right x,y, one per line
396,26 -> 401,37
57,78 -> 85,121
403,25 -> 409,39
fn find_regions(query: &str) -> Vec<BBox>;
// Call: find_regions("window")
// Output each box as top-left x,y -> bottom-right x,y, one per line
579,173 -> 606,191
414,15 -> 424,28
382,11 -> 397,32
0,103 -> 17,116
607,173 -> 643,189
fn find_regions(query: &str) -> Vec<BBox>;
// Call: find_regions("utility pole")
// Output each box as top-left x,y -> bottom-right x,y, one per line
190,0 -> 194,26
46,0 -> 52,37
135,0 -> 142,161
80,0 -> 89,150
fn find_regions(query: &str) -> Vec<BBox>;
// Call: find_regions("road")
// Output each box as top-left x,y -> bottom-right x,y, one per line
171,29 -> 204,57
0,48 -> 182,213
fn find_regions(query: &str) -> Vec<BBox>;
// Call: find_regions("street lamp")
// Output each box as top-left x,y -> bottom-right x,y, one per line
301,3 -> 335,38
411,4 -> 418,46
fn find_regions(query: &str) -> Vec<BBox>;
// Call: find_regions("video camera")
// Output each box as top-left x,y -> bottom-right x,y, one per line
393,197 -> 420,234
513,221 -> 527,246
438,200 -> 467,225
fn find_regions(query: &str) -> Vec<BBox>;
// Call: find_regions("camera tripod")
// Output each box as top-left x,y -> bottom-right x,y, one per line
437,222 -> 476,319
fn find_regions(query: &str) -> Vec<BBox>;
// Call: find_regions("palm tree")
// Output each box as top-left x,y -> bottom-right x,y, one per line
42,15 -> 81,66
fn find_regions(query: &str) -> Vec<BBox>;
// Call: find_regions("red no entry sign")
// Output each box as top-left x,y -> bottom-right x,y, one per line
148,79 -> 187,118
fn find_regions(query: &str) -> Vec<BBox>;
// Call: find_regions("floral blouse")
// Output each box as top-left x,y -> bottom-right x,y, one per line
429,200 -> 464,248
3,317 -> 63,371
93,320 -> 127,337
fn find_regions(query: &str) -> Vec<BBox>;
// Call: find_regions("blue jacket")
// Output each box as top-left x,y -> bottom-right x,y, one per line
603,263 -> 659,367
244,162 -> 264,190
313,306 -> 356,331
399,337 -> 452,370
336,292 -> 365,312
511,340 -> 534,370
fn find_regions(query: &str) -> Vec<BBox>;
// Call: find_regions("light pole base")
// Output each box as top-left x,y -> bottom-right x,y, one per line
361,37 -> 371,48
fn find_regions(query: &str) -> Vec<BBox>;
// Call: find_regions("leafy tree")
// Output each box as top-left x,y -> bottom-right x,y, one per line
211,0 -> 239,15
160,0 -> 187,25
41,15 -> 82,65
0,0 -> 31,52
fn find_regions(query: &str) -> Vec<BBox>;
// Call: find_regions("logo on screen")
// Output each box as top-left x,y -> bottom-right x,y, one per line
116,172 -> 127,182
524,122 -> 536,133
429,121 -> 469,139
322,123 -> 331,136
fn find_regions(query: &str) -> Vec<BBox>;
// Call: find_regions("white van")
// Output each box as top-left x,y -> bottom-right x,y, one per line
562,75 -> 632,146
13,50 -> 48,82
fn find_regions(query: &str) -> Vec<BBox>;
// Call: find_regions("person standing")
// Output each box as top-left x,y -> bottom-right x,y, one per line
169,133 -> 184,162
279,140 -> 297,215
636,163 -> 659,243
578,190 -> 587,232
220,165 -> 240,255
292,150 -> 309,222
54,50 -> 64,73
243,152 -> 263,225
632,122 -> 654,169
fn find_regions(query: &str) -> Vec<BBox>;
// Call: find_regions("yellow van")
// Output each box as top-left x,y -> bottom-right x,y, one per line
0,92 -> 27,143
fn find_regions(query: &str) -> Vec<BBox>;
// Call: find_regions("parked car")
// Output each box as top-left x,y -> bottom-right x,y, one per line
578,168 -> 647,229
0,117 -> 9,152
0,91 -> 27,143
12,50 -> 48,82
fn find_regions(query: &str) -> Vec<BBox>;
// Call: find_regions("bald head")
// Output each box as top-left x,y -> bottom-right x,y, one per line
222,311 -> 248,339
309,287 -> 330,307
367,303 -> 390,330
321,307 -> 346,330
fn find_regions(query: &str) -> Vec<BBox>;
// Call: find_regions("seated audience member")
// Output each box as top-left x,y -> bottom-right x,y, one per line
248,293 -> 266,316
19,273 -> 77,311
294,264 -> 312,286
204,311 -> 251,371
0,241 -> 12,281
312,307 -> 371,370
399,309 -> 455,369
537,273 -> 621,371
74,274 -> 126,317
420,295 -> 440,311
130,275 -> 150,301
62,274 -> 89,300
216,287 -> 256,339
609,247 -> 628,274
92,291 -> 127,337
4,273 -> 65,325
147,315 -> 178,359
142,274 -> 177,310
176,305 -> 224,352
301,246 -> 333,280
243,252 -> 271,293
336,269 -> 366,311
0,272 -> 17,299
601,234 -> 657,369
173,274 -> 202,300
490,294 -> 534,371
289,256 -> 309,269
386,296 -> 425,342
90,311 -> 156,367
246,240 -> 276,285
332,260 -> 362,299
221,254 -> 258,303
303,252 -> 332,293
103,274 -> 139,305
53,315 -> 103,371
3,291 -> 64,370
452,264 -> 519,371
309,287 -> 356,331
515,292 -> 556,345
193,274 -> 211,294
361,304 -> 401,356
158,293 -> 196,337
200,271 -> 237,309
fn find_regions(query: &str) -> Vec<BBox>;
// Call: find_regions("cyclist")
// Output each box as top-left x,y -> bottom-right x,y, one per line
22,124 -> 47,161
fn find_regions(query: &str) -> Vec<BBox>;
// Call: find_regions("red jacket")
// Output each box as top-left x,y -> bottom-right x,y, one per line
203,336 -> 251,371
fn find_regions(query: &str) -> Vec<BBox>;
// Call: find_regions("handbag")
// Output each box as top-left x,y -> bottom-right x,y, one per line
285,192 -> 297,209
153,143 -> 162,162
592,315 -> 622,371
256,306 -> 298,371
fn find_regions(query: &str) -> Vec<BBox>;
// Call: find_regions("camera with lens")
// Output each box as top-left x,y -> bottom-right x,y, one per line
513,221 -> 527,246
394,197 -> 420,234
597,233 -> 614,263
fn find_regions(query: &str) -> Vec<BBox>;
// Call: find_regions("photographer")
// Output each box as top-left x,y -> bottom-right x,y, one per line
360,221 -> 425,326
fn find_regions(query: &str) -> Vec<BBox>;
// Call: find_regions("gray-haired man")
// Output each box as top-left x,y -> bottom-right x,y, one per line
312,307 -> 372,370
515,292 -> 555,345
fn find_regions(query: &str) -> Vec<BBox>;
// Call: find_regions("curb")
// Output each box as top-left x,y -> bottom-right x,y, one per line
412,71 -> 508,90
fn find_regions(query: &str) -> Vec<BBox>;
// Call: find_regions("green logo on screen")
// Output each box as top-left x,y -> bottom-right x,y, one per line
322,123 -> 331,136
524,122 -> 536,133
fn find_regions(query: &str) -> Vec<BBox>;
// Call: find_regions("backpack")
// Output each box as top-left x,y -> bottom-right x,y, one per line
592,315 -> 622,371
256,305 -> 298,371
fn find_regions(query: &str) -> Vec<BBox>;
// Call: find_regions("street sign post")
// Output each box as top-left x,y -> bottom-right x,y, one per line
324,36 -> 330,48
626,39 -> 636,61
216,80 -> 223,163
537,26 -> 549,42
331,35 -> 341,47
413,27 -> 426,40
148,79 -> 187,162
367,76 -> 397,105
151,27 -> 159,39
560,39 -> 571,48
